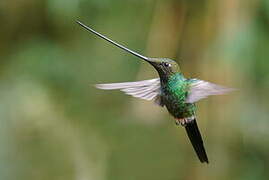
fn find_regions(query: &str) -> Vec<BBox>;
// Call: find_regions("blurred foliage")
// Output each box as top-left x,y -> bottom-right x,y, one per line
1,0 -> 269,180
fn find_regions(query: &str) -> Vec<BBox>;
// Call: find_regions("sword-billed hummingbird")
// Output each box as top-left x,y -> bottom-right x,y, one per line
77,21 -> 234,163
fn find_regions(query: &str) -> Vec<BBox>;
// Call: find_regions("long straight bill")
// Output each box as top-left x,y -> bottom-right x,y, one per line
76,21 -> 149,61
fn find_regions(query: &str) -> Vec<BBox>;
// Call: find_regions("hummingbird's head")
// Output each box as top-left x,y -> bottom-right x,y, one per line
146,58 -> 180,78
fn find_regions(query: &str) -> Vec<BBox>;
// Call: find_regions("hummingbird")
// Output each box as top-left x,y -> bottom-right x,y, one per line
77,21 -> 234,163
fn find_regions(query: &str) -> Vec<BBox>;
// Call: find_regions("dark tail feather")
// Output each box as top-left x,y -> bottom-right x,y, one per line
185,119 -> 209,163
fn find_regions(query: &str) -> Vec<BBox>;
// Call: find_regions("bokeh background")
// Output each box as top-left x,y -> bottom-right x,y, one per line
1,0 -> 269,179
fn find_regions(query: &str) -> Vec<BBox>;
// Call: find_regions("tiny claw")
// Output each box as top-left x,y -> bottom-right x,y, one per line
180,120 -> 187,127
175,119 -> 181,126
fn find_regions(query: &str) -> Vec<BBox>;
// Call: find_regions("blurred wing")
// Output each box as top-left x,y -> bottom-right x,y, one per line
186,79 -> 235,103
95,78 -> 161,101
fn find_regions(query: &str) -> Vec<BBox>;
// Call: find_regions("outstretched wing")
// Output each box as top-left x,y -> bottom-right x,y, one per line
186,79 -> 235,103
95,78 -> 161,101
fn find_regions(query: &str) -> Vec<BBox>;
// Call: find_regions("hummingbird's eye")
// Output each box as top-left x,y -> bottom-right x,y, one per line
163,62 -> 171,67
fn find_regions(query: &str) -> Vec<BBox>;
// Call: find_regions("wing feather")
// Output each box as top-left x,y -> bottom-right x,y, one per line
186,79 -> 235,103
95,78 -> 161,101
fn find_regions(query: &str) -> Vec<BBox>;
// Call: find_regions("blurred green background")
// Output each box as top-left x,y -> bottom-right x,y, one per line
1,0 -> 269,180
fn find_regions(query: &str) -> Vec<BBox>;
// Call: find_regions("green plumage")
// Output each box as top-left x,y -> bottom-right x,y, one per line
161,73 -> 196,119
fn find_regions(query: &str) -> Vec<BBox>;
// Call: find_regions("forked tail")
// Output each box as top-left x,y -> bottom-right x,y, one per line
185,119 -> 209,163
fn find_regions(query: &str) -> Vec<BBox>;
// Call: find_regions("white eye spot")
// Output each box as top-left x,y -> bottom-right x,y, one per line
164,62 -> 171,67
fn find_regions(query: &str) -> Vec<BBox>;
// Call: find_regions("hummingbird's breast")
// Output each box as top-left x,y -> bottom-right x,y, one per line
161,74 -> 196,119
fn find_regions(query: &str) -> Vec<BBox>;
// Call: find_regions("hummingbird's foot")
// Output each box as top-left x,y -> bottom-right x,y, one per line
175,119 -> 181,126
175,118 -> 186,126
175,116 -> 195,126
